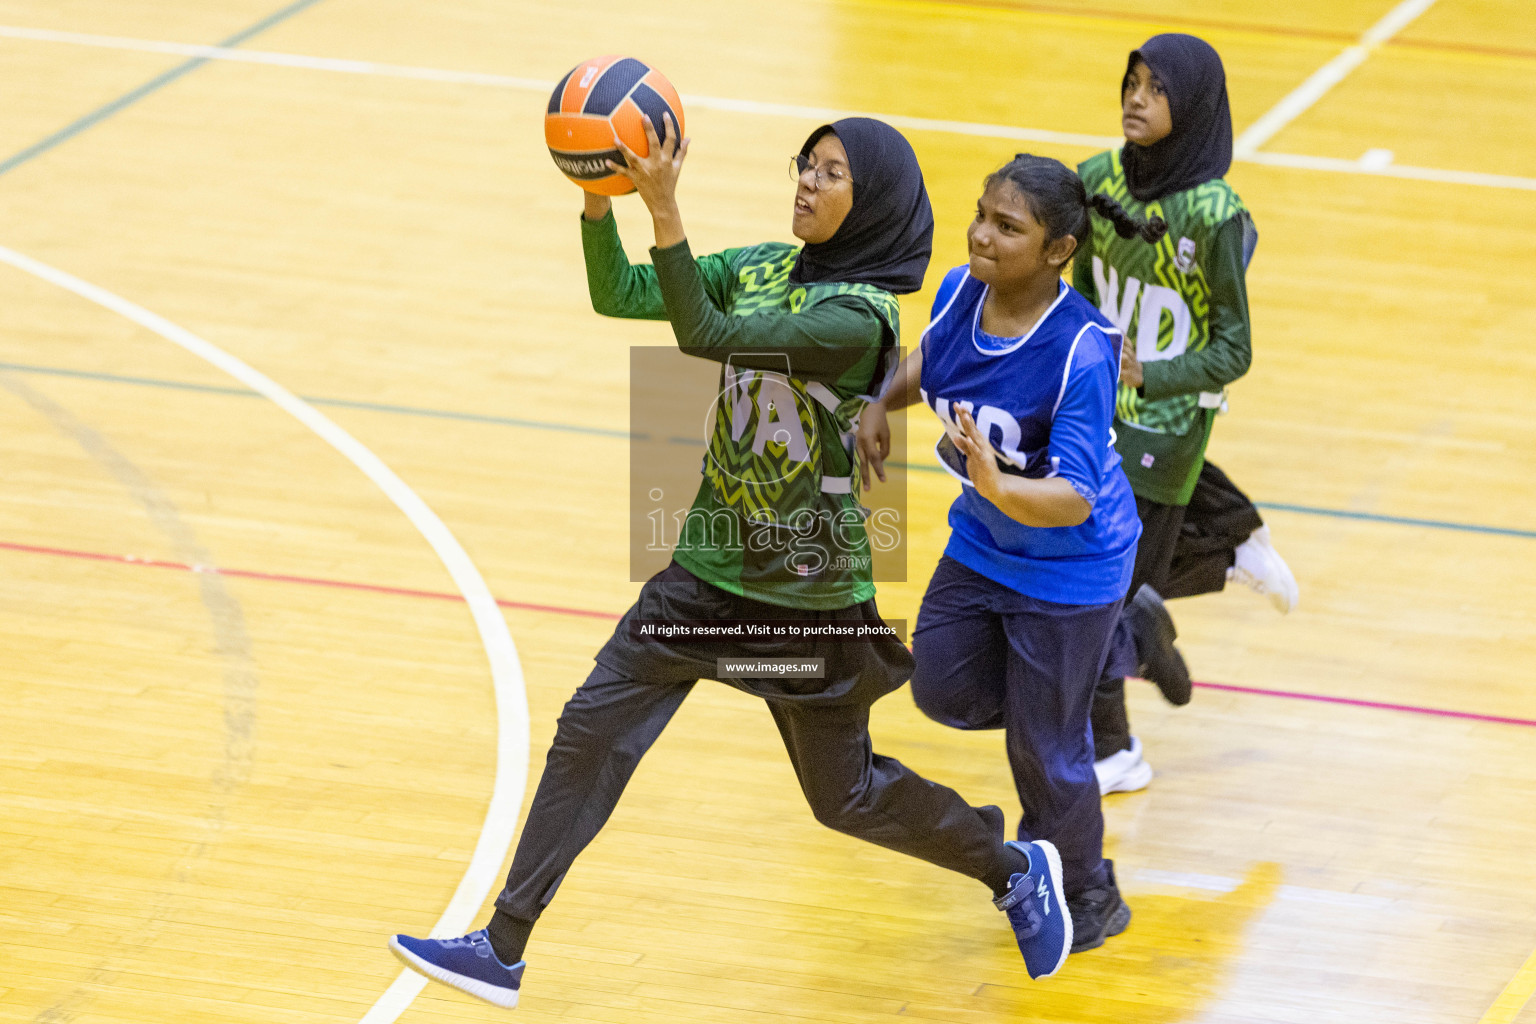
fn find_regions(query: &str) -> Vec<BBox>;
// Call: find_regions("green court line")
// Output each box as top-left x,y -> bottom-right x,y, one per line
0,0 -> 327,178
2,359 -> 1532,541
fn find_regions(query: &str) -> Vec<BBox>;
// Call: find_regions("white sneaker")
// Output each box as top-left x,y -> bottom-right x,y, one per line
1094,736 -> 1152,795
1229,525 -> 1299,614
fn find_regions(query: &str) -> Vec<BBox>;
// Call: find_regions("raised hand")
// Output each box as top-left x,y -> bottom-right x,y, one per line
952,405 -> 1001,499
609,113 -> 690,248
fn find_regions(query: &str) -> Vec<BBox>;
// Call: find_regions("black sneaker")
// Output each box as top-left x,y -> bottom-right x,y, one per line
1068,863 -> 1131,953
1127,584 -> 1192,706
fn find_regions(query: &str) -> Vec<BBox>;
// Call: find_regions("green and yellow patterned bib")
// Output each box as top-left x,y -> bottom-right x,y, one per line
1086,149 -> 1249,437
702,242 -> 899,521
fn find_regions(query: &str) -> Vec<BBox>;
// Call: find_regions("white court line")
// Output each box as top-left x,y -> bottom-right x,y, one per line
1243,148 -> 1536,190
1234,0 -> 1440,157
677,93 -> 1121,150
0,25 -> 1121,150
0,24 -> 559,90
0,244 -> 531,1024
1,23 -> 1532,191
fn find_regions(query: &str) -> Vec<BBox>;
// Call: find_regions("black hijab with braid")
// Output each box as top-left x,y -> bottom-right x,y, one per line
1121,33 -> 1233,202
987,153 -> 1167,247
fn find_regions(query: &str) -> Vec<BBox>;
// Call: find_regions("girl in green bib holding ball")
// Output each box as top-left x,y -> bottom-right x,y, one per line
390,113 -> 1075,1008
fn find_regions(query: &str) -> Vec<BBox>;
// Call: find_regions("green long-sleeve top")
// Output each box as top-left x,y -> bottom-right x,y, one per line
584,214 -> 888,387
1075,148 -> 1257,506
581,210 -> 903,609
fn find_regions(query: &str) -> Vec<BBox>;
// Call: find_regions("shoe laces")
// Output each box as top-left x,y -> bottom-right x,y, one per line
1230,563 -> 1271,594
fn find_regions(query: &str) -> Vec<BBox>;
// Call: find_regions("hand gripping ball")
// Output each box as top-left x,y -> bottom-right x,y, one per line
545,56 -> 685,196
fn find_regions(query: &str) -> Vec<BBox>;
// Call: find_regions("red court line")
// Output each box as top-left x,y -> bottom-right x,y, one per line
0,539 -> 621,620
1192,680 -> 1536,729
6,537 -> 1533,728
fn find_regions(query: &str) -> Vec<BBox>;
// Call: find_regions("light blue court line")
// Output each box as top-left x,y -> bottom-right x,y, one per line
891,462 -> 1536,539
0,0 -> 327,178
4,359 -> 1533,541
0,362 -> 252,396
1249,502 -> 1536,541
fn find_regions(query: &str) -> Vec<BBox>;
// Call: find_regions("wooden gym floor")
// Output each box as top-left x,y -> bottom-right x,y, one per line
1,1 -> 1533,1022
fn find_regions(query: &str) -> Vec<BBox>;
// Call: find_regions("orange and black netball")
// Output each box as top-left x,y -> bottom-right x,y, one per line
544,56 -> 685,196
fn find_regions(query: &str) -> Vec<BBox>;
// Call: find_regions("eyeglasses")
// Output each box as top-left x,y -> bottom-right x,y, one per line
789,154 -> 851,190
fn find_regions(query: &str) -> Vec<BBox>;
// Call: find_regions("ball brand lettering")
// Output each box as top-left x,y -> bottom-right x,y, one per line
549,149 -> 623,180
555,155 -> 604,174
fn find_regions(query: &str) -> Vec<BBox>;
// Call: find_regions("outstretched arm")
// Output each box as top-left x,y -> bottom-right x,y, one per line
613,114 -> 886,385
583,191 -> 611,223
579,158 -> 735,321
581,200 -> 668,320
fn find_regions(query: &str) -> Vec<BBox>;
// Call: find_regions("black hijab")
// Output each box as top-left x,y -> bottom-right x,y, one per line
789,118 -> 933,295
1121,34 -> 1233,202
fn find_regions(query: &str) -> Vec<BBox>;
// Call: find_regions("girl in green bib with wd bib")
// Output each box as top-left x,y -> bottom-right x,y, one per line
1078,35 -> 1300,794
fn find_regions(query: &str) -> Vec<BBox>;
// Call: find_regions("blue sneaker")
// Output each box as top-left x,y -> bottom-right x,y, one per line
388,929 -> 525,1008
994,839 -> 1073,979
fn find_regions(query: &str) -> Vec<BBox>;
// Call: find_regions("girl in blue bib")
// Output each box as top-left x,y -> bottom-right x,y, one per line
859,153 -> 1161,956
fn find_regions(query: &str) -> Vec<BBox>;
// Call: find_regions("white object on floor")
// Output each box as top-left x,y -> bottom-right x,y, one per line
1094,736 -> 1153,795
1229,524 -> 1299,614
